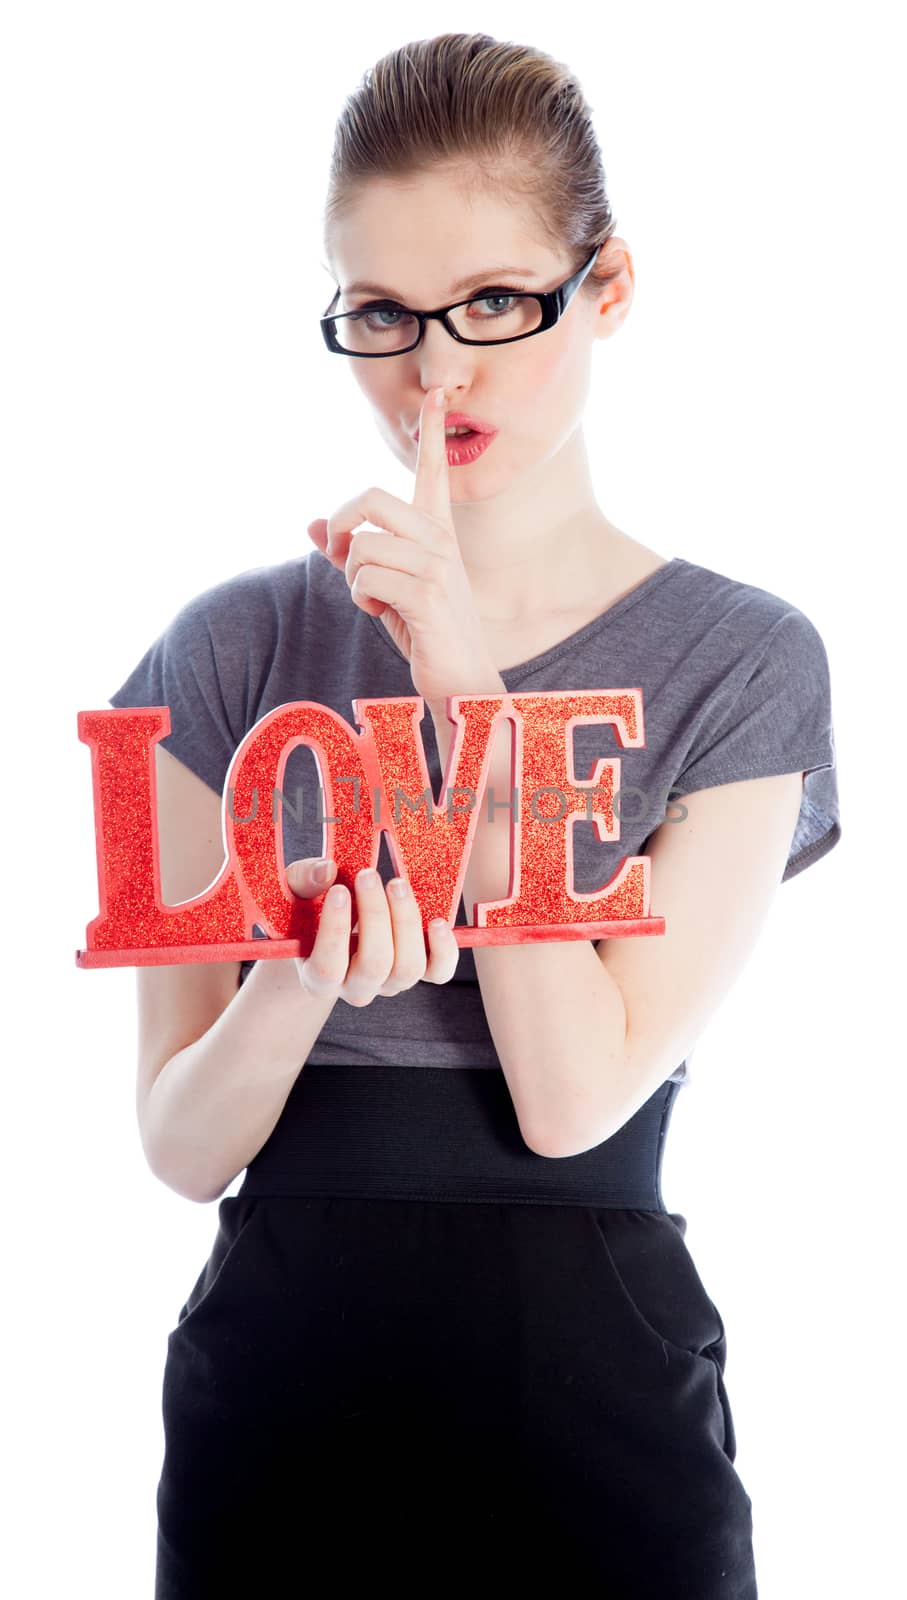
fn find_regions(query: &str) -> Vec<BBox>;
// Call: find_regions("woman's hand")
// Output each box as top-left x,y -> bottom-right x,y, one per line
306,387 -> 504,716
285,856 -> 460,1005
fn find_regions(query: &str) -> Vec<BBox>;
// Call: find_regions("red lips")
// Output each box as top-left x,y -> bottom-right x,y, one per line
413,410 -> 497,442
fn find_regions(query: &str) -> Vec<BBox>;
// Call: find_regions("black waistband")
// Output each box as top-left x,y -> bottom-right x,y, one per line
237,1065 -> 679,1210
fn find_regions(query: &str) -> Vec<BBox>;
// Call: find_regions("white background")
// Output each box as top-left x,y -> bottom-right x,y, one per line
3,3 -> 903,1594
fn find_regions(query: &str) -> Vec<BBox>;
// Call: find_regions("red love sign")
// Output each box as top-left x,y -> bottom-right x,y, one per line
75,690 -> 665,968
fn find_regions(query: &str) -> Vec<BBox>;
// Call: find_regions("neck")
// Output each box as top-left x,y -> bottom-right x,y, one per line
448,425 -> 621,622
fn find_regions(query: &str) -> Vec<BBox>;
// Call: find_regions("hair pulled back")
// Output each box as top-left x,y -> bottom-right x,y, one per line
323,32 -> 619,292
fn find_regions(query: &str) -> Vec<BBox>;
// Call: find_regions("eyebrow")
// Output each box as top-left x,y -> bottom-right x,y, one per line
342,266 -> 537,301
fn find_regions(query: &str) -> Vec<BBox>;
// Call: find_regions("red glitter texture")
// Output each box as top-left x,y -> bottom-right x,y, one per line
76,692 -> 664,969
475,691 -> 651,930
76,708 -> 251,959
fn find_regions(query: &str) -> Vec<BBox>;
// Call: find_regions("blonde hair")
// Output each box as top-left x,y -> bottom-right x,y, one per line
323,32 -> 620,292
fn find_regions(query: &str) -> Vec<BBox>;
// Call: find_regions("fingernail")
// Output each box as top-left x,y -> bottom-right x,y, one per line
434,386 -> 445,408
313,859 -> 334,886
326,884 -> 348,907
388,878 -> 411,899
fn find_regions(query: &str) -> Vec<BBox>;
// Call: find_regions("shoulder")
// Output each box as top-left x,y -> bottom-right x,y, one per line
164,547 -> 350,653
668,556 -> 830,668
174,550 -> 315,630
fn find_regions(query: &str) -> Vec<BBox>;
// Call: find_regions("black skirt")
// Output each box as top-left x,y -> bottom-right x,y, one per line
154,1066 -> 757,1597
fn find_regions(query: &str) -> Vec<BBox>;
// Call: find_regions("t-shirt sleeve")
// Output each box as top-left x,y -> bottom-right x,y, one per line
107,575 -> 270,798
672,606 -> 841,882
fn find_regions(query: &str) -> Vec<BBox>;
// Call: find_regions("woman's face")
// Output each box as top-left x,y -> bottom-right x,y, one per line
323,170 -> 630,503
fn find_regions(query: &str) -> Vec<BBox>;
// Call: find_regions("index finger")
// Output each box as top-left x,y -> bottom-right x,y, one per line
412,385 -> 452,526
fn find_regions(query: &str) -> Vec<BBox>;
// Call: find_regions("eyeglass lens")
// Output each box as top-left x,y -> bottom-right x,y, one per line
329,292 -> 544,353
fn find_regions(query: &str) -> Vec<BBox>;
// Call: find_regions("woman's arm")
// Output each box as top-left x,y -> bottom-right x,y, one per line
136,744 -> 458,1203
140,958 -> 340,1205
432,706 -> 804,1159
136,746 -> 341,1204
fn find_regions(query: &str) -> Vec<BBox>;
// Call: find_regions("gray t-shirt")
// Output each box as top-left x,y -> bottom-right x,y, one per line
109,549 -> 841,1087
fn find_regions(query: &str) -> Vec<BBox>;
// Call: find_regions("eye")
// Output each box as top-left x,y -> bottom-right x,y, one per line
354,282 -> 533,312
362,305 -> 405,328
470,292 -> 520,317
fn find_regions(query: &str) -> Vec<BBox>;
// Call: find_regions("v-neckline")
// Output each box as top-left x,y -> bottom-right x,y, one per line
365,555 -> 687,685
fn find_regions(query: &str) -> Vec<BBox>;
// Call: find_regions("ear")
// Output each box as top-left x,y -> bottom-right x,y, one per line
591,236 -> 635,339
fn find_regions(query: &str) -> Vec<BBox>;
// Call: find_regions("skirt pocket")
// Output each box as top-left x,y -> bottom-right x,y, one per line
591,1207 -> 727,1365
590,1207 -> 739,1460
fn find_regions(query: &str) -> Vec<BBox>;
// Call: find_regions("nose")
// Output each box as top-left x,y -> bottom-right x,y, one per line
414,315 -> 476,397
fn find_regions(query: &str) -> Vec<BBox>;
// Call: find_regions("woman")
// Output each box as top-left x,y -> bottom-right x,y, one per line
111,32 -> 840,1597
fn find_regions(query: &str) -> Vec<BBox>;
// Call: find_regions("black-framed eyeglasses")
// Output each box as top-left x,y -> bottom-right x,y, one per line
319,242 -> 603,357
